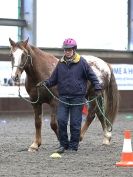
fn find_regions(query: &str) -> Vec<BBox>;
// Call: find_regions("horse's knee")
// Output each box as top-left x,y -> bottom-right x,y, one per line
80,113 -> 95,141
50,121 -> 59,140
79,134 -> 83,141
50,122 -> 57,129
85,113 -> 95,125
35,119 -> 42,128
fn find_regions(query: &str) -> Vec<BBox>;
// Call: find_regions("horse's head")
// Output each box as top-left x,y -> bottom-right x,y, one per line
9,38 -> 29,82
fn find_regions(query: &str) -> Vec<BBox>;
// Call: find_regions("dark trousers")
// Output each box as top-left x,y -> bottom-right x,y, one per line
57,96 -> 85,150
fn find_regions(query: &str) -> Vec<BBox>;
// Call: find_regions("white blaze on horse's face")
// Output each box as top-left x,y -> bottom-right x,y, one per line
11,48 -> 24,81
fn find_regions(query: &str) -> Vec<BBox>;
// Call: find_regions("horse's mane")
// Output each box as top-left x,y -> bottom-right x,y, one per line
27,44 -> 56,59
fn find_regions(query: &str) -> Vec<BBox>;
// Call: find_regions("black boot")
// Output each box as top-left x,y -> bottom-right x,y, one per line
55,146 -> 65,153
67,148 -> 77,154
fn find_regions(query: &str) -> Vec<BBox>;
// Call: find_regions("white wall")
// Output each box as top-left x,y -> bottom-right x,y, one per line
37,0 -> 128,50
0,0 -> 128,49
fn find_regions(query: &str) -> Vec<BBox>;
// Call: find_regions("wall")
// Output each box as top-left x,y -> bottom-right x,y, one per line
0,48 -> 133,112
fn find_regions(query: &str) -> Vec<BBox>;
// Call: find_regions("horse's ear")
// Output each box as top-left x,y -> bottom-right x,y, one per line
9,38 -> 16,47
23,37 -> 29,47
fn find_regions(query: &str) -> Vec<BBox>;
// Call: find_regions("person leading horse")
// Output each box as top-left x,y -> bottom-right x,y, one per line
37,38 -> 102,153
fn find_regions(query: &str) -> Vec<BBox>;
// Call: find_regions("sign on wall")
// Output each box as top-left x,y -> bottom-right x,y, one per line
111,64 -> 133,90
0,63 -> 133,98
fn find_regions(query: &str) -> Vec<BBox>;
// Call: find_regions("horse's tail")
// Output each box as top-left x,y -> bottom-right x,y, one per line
104,64 -> 119,124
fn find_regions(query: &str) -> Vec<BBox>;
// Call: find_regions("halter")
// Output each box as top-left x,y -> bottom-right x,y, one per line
11,53 -> 33,69
10,48 -> 39,103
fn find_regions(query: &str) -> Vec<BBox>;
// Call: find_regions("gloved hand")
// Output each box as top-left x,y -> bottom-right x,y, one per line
95,90 -> 102,97
36,81 -> 46,87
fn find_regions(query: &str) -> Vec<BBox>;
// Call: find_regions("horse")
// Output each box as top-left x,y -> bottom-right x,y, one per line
9,38 -> 119,152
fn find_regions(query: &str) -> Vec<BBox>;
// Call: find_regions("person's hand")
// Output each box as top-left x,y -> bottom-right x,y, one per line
36,81 -> 46,87
95,90 -> 102,97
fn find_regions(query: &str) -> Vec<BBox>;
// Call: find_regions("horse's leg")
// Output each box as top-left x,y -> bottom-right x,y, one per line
102,122 -> 112,145
28,104 -> 42,152
80,101 -> 96,141
96,96 -> 112,145
98,67 -> 119,145
97,112 -> 112,145
49,100 -> 59,139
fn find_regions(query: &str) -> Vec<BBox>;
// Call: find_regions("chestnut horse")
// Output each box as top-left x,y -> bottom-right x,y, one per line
9,38 -> 119,152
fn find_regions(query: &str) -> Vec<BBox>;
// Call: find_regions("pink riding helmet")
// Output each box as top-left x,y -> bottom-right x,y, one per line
63,38 -> 77,49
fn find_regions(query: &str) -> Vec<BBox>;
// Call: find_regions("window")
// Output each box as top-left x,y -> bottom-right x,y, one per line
0,0 -> 19,46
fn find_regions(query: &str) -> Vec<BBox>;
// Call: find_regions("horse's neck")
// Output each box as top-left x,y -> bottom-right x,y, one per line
25,46 -> 58,81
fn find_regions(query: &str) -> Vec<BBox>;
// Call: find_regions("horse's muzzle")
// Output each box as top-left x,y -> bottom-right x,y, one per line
11,75 -> 20,82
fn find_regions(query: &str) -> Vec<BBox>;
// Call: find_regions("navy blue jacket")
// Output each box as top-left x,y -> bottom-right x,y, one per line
45,55 -> 102,97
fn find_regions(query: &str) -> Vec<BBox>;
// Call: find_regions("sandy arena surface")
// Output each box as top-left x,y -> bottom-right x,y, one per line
0,112 -> 133,177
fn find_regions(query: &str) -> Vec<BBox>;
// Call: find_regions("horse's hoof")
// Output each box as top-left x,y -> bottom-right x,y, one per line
103,131 -> 111,145
28,143 -> 39,152
28,147 -> 38,152
102,138 -> 111,145
102,142 -> 110,146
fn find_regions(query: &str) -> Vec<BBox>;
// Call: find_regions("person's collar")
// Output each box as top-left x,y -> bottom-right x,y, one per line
60,53 -> 80,63
72,53 -> 80,63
